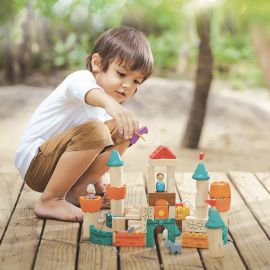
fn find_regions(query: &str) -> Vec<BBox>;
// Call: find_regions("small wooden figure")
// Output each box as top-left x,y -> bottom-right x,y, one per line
156,172 -> 166,192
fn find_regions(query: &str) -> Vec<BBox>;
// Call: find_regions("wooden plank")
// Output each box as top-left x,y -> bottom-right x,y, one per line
229,172 -> 270,237
0,173 -> 23,239
120,172 -> 160,270
0,185 -> 43,269
157,172 -> 203,270
255,173 -> 270,193
34,220 -> 79,270
78,175 -> 117,270
78,209 -> 117,270
214,172 -> 270,269
176,172 -> 246,270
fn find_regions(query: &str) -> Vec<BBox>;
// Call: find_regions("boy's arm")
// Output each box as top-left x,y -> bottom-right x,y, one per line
85,88 -> 139,139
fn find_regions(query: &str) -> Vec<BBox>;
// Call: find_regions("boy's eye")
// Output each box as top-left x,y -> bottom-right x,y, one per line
117,71 -> 126,77
134,80 -> 141,85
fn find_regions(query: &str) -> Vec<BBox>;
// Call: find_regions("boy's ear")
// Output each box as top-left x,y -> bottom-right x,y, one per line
91,53 -> 102,73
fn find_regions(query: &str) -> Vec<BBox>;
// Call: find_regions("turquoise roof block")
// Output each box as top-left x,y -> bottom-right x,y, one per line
192,162 -> 210,180
205,208 -> 225,229
106,150 -> 124,167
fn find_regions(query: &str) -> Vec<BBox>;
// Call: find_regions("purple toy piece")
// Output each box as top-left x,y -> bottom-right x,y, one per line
130,126 -> 148,145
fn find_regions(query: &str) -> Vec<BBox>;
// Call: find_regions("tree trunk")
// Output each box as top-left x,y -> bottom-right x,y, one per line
182,11 -> 213,149
251,24 -> 270,91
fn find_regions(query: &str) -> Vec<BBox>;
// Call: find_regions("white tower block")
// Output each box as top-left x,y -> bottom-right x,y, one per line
219,212 -> 229,227
207,228 -> 224,257
167,165 -> 176,192
111,200 -> 125,216
147,165 -> 155,193
82,212 -> 98,238
192,153 -> 210,220
110,166 -> 124,187
107,150 -> 125,217
196,181 -> 209,219
205,208 -> 225,257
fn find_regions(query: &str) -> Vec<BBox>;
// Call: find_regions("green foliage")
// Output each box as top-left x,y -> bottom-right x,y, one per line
0,0 -> 269,88
149,32 -> 181,70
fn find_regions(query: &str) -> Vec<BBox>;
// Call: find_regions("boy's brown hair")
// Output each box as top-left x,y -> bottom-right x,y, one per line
86,26 -> 153,82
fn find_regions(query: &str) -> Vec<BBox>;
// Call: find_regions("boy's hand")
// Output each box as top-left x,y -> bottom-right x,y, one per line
104,99 -> 139,139
85,88 -> 139,139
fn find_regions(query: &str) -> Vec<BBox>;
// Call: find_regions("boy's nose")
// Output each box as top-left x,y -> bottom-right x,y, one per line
122,81 -> 132,91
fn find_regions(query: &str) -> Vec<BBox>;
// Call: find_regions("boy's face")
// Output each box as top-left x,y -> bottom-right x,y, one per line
92,54 -> 145,103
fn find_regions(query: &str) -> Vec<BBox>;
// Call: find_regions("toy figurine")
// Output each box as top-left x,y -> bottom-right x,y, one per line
156,172 -> 166,192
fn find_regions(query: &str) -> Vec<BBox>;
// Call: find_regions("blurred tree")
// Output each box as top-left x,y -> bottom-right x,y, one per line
251,24 -> 270,91
182,9 -> 213,149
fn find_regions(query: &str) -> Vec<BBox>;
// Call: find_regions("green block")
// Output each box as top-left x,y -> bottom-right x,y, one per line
90,225 -> 113,246
146,218 -> 177,247
106,212 -> 112,228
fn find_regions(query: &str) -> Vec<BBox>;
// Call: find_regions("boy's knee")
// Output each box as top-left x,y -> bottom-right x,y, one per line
89,121 -> 112,141
68,121 -> 113,151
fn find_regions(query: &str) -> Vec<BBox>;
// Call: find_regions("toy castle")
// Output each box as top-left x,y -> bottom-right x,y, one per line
79,145 -> 231,257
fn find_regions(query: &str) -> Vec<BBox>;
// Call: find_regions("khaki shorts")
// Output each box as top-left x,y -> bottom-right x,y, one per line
24,120 -> 126,192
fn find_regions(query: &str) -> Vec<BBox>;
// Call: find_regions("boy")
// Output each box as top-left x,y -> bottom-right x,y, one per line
15,26 -> 153,222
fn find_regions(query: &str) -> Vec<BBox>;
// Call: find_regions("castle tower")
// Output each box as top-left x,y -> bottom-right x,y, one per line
107,150 -> 126,216
147,145 -> 177,219
193,153 -> 210,219
79,194 -> 102,238
209,181 -> 231,227
205,208 -> 225,257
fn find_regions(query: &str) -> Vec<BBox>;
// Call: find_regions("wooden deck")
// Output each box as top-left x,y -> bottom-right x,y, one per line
0,172 -> 270,270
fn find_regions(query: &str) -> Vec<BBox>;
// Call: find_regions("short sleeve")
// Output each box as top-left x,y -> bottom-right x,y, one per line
66,70 -> 103,103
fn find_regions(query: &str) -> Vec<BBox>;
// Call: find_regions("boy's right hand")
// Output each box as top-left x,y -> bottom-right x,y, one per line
85,88 -> 139,139
104,98 -> 139,139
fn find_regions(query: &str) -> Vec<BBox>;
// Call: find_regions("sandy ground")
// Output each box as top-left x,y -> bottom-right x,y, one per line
1,77 -> 270,176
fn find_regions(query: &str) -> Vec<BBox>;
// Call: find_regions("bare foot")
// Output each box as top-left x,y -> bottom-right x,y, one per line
34,197 -> 83,222
66,189 -> 82,207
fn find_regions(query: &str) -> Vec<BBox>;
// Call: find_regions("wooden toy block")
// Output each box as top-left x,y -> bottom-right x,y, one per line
141,206 -> 155,220
219,212 -> 229,227
112,217 -> 127,232
82,212 -> 99,238
90,225 -> 113,246
111,199 -> 125,216
148,192 -> 176,206
147,165 -> 156,193
196,181 -> 209,206
169,206 -> 175,219
175,219 -> 182,231
207,228 -> 224,257
182,232 -> 209,248
140,206 -> 154,231
154,206 -> 169,219
115,232 -> 145,247
128,220 -> 143,232
196,206 -> 209,220
79,195 -> 102,212
124,206 -> 141,220
150,145 -> 176,159
175,205 -> 190,220
107,185 -> 126,200
110,167 -> 124,187
167,166 -> 175,193
149,159 -> 177,166
182,216 -> 207,233
210,181 -> 231,199
214,198 -> 231,212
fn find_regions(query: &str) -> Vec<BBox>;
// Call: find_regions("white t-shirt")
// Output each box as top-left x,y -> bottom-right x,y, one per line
15,70 -> 111,178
